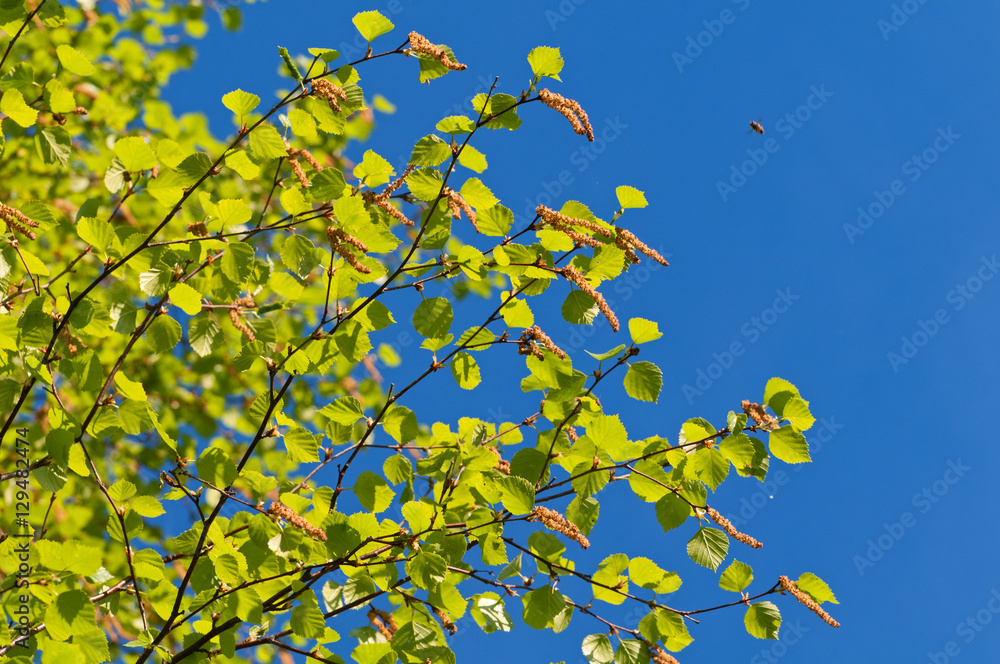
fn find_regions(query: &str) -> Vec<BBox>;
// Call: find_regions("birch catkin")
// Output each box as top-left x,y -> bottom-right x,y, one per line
408,32 -> 467,71
266,501 -> 327,541
778,576 -> 841,628
706,507 -> 762,549
538,88 -> 594,141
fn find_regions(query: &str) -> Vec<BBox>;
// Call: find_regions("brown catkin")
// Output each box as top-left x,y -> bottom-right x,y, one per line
362,166 -> 416,227
72,106 -> 88,115
565,426 -> 579,442
779,576 -> 840,628
326,227 -> 372,274
484,446 -> 510,475
443,187 -> 478,232
287,146 -> 323,172
741,400 -> 777,430
538,88 -> 594,141
266,501 -> 327,542
559,265 -> 619,332
408,31 -> 467,71
528,506 -> 590,549
228,295 -> 257,342
186,221 -> 209,237
706,507 -> 762,549
536,205 -> 612,238
644,641 -> 681,664
615,228 -> 669,266
287,156 -> 310,188
367,609 -> 396,641
519,326 -> 567,360
312,78 -> 348,112
0,204 -> 39,240
433,607 -> 457,635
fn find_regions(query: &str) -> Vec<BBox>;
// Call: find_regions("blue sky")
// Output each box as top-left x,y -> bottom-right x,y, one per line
162,1 -> 1000,662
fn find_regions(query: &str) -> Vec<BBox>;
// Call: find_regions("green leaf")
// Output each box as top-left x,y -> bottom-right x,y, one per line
409,134 -> 452,167
412,297 -> 453,339
216,199 -> 252,227
77,217 -> 114,253
768,425 -> 811,464
114,373 -> 146,401
776,396 -> 815,431
290,602 -> 326,639
285,427 -> 321,463
333,319 -> 372,362
354,470 -> 394,513
628,557 -> 680,594
628,317 -> 662,344
221,242 -> 255,283
401,500 -> 434,534
406,168 -> 444,201
56,44 -> 95,76
562,289 -> 599,325
247,124 -> 287,161
114,137 -> 157,171
197,447 -> 237,488
35,126 -> 72,166
527,46 -> 564,81
309,168 -> 347,200
44,590 -> 97,640
108,479 -> 137,503
145,316 -> 181,353
451,352 -> 481,390
586,344 -> 626,361
320,396 -> 365,426
692,447 -> 729,491
436,116 -> 474,134
763,377 -> 799,403
521,586 -> 565,629
222,89 -> 261,118
566,495 -> 599,536
458,145 -> 487,173
478,204 -> 514,237
795,572 -> 839,604
613,639 -> 649,664
408,551 -> 448,590
169,283 -> 203,315
352,10 -> 394,42
719,560 -> 753,592
687,527 -> 729,571
460,177 -> 498,209
354,149 -> 394,187
744,601 -> 781,639
498,476 -> 535,515
0,89 -> 37,127
616,186 -> 648,209
131,495 -> 165,518
623,361 -> 662,403
581,634 -> 614,664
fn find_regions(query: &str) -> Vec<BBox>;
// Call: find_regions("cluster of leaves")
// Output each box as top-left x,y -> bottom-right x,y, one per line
0,4 -> 838,664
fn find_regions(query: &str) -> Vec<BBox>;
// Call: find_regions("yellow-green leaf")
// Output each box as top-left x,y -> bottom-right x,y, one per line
0,89 -> 37,127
